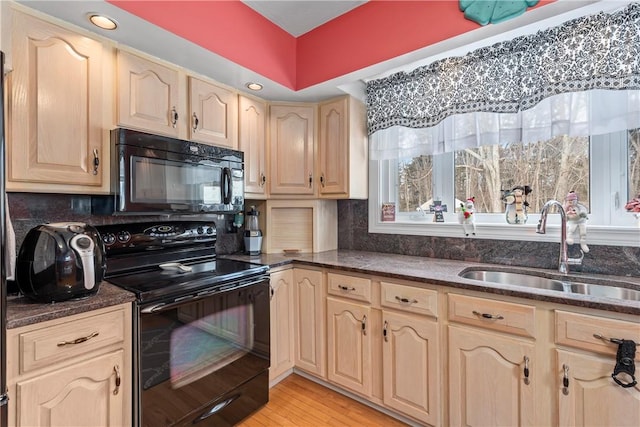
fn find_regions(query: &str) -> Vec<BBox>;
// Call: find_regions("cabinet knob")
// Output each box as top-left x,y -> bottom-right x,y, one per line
361,315 -> 367,336
260,173 -> 266,186
171,107 -> 179,128
562,364 -> 570,395
113,364 -> 121,395
320,174 -> 325,187
523,356 -> 530,385
92,149 -> 100,176
192,112 -> 199,132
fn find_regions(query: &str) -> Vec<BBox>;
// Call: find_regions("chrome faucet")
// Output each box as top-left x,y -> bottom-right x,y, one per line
536,200 -> 584,274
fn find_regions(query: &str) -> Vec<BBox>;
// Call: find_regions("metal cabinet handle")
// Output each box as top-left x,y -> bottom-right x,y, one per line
562,364 -> 570,395
260,173 -> 266,187
113,364 -> 121,395
523,356 -> 530,385
92,149 -> 99,175
383,320 -> 388,342
57,331 -> 99,347
171,106 -> 179,127
338,285 -> 356,291
308,174 -> 313,188
472,310 -> 504,320
361,315 -> 367,336
395,296 -> 418,304
320,174 -> 325,187
192,112 -> 200,132
269,285 -> 274,300
593,333 -> 624,344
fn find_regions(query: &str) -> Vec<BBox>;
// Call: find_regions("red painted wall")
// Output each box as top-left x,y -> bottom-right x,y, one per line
109,0 -> 555,91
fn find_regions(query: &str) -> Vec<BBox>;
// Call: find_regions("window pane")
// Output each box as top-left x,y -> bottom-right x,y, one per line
397,156 -> 433,212
454,136 -> 590,213
629,129 -> 640,199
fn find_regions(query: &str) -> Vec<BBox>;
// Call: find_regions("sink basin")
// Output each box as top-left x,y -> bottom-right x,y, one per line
459,269 -> 640,302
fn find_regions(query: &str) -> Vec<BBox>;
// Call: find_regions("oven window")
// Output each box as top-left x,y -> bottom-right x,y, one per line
140,294 -> 260,391
131,156 -> 222,205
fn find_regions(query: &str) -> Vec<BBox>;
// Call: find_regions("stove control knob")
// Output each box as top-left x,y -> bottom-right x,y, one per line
197,227 -> 204,235
102,233 -> 116,245
206,227 -> 214,234
117,231 -> 131,243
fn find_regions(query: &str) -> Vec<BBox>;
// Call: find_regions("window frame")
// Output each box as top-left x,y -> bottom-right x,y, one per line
368,132 -> 640,247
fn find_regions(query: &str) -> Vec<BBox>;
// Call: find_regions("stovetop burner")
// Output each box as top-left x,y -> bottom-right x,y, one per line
96,221 -> 268,303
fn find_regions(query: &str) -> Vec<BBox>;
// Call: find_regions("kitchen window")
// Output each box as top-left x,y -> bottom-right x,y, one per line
369,129 -> 640,246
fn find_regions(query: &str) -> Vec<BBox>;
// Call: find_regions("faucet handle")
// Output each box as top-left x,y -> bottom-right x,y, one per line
567,250 -> 585,265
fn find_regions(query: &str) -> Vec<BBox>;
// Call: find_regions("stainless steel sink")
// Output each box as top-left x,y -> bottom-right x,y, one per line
459,269 -> 640,301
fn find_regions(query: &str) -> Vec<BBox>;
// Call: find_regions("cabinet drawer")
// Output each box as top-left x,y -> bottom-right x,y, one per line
448,293 -> 536,338
327,273 -> 371,303
555,310 -> 640,357
18,307 -> 127,374
380,281 -> 438,318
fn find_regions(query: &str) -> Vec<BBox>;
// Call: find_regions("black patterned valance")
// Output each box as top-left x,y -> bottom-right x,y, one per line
366,2 -> 640,135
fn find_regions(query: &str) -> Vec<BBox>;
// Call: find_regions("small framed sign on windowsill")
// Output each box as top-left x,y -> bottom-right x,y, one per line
381,202 -> 396,222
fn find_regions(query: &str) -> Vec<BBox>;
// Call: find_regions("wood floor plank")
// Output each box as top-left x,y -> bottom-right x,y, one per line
238,374 -> 408,426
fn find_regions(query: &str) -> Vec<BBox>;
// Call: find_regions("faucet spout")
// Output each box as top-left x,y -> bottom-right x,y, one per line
537,200 -> 570,274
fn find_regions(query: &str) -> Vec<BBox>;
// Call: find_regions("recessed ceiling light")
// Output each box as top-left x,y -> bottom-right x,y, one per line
246,82 -> 263,91
88,14 -> 118,30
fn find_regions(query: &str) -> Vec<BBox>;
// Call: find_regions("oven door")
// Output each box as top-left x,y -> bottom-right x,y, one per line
136,277 -> 270,427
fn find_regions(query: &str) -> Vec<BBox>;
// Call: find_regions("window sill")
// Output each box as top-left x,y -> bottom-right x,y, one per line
368,215 -> 640,247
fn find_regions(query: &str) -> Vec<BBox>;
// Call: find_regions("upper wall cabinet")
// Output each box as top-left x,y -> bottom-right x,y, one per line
116,50 -> 182,138
239,95 -> 267,197
188,77 -> 237,148
8,10 -> 110,194
269,103 -> 316,197
317,96 -> 368,200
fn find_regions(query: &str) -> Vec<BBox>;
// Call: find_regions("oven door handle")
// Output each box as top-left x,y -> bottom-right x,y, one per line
140,294 -> 196,314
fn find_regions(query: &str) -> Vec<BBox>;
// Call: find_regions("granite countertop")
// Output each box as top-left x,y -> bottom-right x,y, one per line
6,282 -> 136,329
224,250 -> 640,315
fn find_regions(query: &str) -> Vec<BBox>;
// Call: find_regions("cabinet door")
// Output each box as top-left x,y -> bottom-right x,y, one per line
10,11 -> 104,188
268,104 -> 315,196
382,310 -> 439,425
318,97 -> 348,197
188,77 -> 237,148
269,270 -> 295,382
117,50 -> 181,137
448,325 -> 536,427
16,350 -> 126,427
327,297 -> 371,397
293,268 -> 325,377
239,95 -> 267,196
557,349 -> 640,427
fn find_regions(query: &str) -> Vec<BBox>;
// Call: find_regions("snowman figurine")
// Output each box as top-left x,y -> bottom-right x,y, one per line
564,191 -> 589,253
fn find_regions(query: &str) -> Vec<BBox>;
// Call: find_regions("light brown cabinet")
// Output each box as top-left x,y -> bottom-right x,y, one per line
554,310 -> 640,427
293,268 -> 326,377
447,294 -> 537,427
268,103 -> 316,197
6,303 -> 132,427
116,49 -> 182,138
326,296 -> 372,397
317,96 -> 368,199
239,95 -> 267,197
8,10 -> 109,193
381,282 -> 440,425
188,76 -> 237,148
269,269 -> 295,383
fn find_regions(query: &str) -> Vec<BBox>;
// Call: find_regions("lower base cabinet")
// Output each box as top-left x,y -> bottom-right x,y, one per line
448,325 -> 536,427
6,303 -> 132,427
269,269 -> 295,382
382,310 -> 439,426
326,296 -> 372,397
15,350 -> 126,427
557,349 -> 640,427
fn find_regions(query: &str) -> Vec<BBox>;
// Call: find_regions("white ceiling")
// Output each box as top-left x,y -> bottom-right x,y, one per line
241,0 -> 368,36
9,1 -> 617,103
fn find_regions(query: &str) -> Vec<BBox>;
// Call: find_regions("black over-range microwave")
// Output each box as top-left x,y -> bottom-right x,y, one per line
108,128 -> 244,214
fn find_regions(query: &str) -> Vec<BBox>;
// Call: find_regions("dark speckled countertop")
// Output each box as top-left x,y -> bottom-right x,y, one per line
225,250 -> 640,315
6,282 -> 136,329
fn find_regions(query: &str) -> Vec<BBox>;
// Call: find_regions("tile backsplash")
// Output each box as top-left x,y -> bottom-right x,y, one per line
8,194 -> 639,277
337,200 -> 640,277
8,193 -> 243,255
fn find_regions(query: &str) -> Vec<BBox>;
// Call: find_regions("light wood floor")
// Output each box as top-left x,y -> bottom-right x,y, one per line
238,374 -> 408,426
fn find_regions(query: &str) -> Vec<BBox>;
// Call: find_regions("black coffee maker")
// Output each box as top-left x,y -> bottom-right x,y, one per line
16,222 -> 106,302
